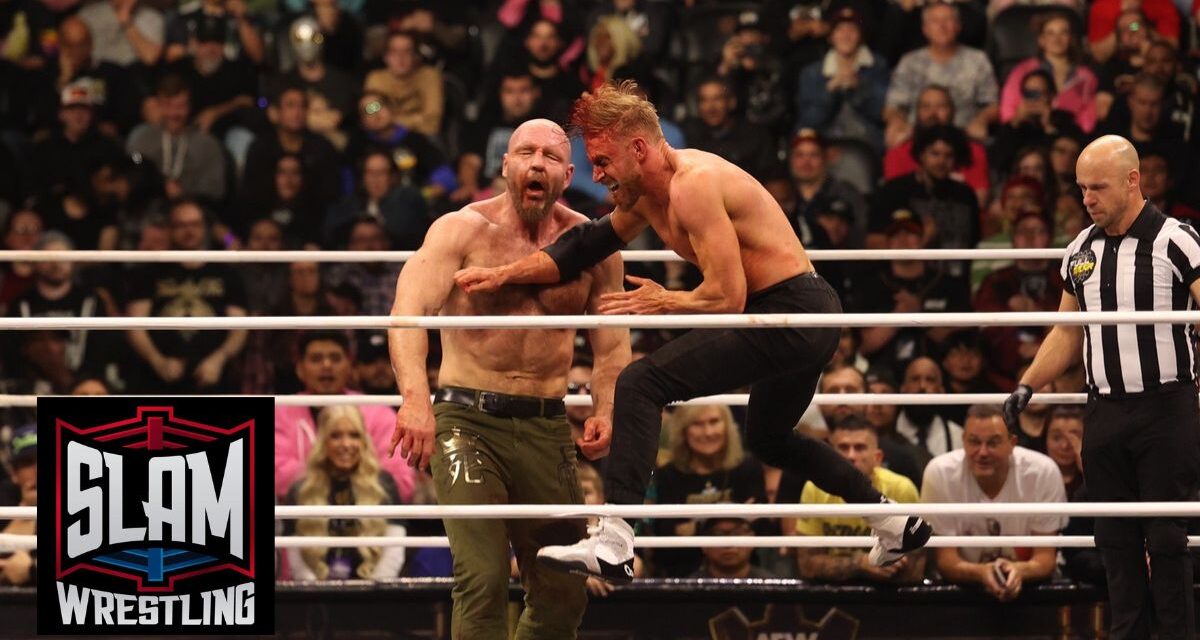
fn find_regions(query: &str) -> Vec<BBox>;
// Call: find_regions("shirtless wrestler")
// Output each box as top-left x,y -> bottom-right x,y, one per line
387,119 -> 631,639
453,81 -> 932,583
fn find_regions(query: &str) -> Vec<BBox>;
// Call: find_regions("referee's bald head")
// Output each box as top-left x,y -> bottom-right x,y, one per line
1079,135 -> 1139,175
1076,135 -> 1142,232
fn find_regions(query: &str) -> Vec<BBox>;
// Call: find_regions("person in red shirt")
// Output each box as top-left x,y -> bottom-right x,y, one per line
973,210 -> 1063,388
1088,0 -> 1181,63
883,85 -> 989,207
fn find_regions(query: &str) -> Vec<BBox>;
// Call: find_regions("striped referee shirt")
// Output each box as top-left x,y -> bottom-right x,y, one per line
1061,201 -> 1200,395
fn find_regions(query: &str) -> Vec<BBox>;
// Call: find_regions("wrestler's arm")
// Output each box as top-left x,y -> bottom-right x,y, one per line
454,208 -> 648,292
656,171 -> 746,313
585,253 -> 633,423
387,213 -> 472,466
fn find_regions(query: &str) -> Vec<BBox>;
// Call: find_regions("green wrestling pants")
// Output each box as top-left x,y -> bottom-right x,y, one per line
431,391 -> 588,640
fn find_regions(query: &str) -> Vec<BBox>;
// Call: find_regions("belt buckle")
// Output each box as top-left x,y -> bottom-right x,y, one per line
478,392 -> 504,415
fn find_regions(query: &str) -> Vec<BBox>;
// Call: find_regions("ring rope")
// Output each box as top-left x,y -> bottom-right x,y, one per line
1,534 -> 1198,552
0,311 -> 1196,331
0,248 -> 1066,263
0,392 -> 1092,409
3,503 -> 1198,521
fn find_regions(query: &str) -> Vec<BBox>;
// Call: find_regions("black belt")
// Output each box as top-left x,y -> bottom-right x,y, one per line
1088,379 -> 1197,401
433,387 -> 565,419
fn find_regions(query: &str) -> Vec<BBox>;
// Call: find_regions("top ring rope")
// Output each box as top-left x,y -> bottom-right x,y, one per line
0,311 -> 1199,330
0,392 -> 1092,409
0,248 -> 1066,263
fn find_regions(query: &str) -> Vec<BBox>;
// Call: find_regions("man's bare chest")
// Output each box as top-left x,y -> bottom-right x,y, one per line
457,241 -> 592,316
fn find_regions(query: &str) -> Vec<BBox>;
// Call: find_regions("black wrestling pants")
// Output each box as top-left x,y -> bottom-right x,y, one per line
604,272 -> 882,507
1083,382 -> 1200,639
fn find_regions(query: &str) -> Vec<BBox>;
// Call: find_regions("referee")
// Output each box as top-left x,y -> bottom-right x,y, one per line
1004,135 -> 1200,639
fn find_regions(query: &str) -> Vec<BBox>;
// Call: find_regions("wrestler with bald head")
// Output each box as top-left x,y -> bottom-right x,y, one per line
1006,134 -> 1200,638
387,119 -> 632,639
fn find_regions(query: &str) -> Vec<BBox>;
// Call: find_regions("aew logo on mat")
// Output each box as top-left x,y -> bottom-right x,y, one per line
709,604 -> 859,640
37,397 -> 274,635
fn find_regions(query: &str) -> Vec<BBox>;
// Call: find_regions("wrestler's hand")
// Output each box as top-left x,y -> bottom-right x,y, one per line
598,276 -> 669,315
391,401 -> 436,470
577,416 -> 612,460
454,266 -> 507,294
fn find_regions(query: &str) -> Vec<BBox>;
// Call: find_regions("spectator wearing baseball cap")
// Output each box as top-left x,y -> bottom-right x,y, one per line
973,209 -> 1063,388
1,424 -> 37,586
788,129 -> 868,249
849,208 -> 971,376
162,0 -> 265,65
28,79 -> 124,208
354,331 -> 396,395
795,7 -> 889,152
162,13 -> 259,149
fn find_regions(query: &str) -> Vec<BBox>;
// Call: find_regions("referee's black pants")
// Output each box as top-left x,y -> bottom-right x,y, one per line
604,272 -> 883,507
1083,382 -> 1200,639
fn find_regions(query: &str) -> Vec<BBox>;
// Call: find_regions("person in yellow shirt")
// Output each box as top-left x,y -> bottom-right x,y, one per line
789,417 -> 926,583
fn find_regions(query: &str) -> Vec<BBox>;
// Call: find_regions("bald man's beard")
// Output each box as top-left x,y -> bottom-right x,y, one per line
508,175 -> 562,222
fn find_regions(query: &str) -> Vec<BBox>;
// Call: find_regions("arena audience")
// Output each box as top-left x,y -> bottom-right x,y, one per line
883,2 -> 998,145
274,330 -> 413,502
812,365 -> 922,486
0,424 -> 36,586
650,405 -> 768,578
2,0 -> 1199,604
794,7 -> 888,152
125,199 -> 246,394
127,74 -> 227,206
687,517 -> 778,580
897,357 -> 963,458
788,129 -> 868,250
999,11 -> 1098,134
364,31 -> 443,137
682,77 -> 777,182
882,85 -> 990,207
285,405 -> 407,581
922,405 -> 1066,601
790,417 -> 925,584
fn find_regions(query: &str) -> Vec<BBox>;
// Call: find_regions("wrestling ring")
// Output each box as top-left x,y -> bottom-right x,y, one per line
1,246 -> 1198,639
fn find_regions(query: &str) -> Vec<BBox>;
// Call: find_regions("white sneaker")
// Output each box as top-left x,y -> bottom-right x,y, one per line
537,515 -> 636,585
865,498 -> 932,566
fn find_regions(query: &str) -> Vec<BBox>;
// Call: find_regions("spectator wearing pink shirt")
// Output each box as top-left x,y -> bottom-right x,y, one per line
999,12 -> 1098,133
274,331 -> 415,502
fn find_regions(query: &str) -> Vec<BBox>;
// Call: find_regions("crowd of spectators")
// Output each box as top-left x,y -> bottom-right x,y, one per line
1,0 -> 1199,593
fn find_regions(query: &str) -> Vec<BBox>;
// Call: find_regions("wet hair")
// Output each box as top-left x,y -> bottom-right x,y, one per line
569,79 -> 663,142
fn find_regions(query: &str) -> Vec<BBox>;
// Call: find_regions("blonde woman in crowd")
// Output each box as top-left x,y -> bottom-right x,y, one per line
649,405 -> 769,577
581,15 -> 642,92
287,406 -> 406,581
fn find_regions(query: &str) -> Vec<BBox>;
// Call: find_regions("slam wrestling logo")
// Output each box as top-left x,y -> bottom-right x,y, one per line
37,397 -> 274,635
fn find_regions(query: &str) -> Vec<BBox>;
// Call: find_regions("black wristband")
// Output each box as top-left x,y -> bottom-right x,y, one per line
542,215 -> 625,281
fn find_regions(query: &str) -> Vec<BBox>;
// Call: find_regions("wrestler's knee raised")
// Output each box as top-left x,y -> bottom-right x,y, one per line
744,428 -> 790,468
614,358 -> 669,405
